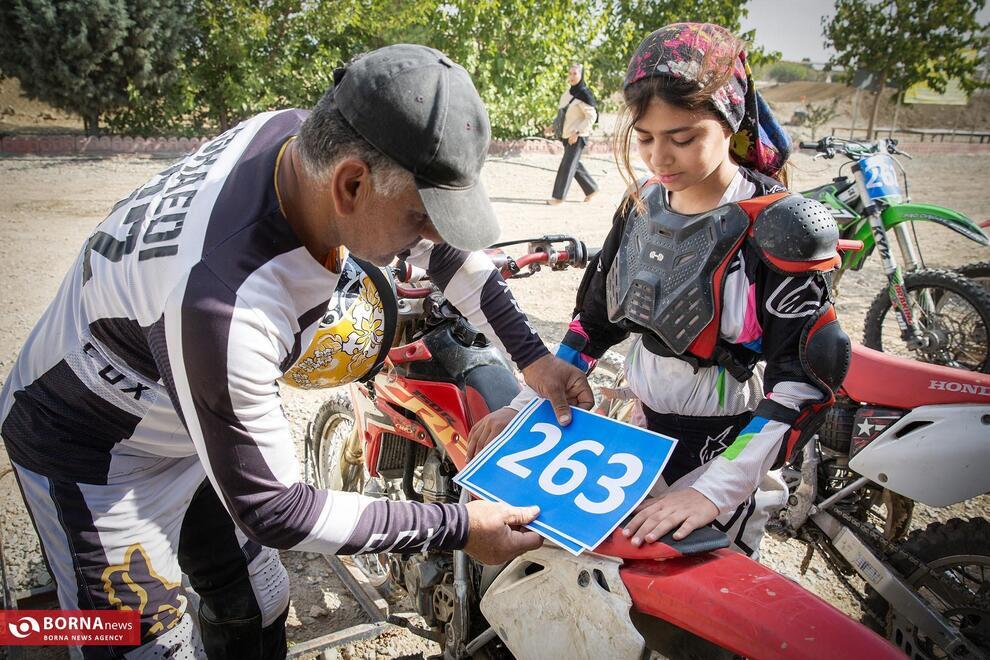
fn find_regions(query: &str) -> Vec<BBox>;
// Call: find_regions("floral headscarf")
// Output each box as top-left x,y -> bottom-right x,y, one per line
624,23 -> 790,178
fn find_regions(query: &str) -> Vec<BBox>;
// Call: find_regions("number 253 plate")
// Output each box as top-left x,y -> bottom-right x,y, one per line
455,399 -> 677,555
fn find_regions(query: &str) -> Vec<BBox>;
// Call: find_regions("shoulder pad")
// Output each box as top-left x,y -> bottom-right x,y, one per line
747,193 -> 840,274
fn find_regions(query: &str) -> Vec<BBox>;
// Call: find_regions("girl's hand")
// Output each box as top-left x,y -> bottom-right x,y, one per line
466,406 -> 517,461
622,488 -> 718,546
567,133 -> 578,145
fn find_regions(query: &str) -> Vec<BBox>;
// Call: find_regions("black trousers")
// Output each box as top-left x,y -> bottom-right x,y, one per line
639,407 -> 767,556
13,456 -> 289,659
640,408 -> 753,485
552,137 -> 598,200
178,481 -> 289,659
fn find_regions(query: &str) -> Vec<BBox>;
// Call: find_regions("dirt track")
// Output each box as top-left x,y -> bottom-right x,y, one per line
1,149 -> 988,658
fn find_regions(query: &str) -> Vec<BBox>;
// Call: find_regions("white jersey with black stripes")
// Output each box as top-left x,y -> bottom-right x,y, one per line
0,109 -> 547,556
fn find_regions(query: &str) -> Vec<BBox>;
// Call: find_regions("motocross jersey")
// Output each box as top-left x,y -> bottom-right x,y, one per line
0,110 -> 548,555
543,168 -> 831,515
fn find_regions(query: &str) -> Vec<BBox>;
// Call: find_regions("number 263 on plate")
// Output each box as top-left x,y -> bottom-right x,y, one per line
455,399 -> 677,554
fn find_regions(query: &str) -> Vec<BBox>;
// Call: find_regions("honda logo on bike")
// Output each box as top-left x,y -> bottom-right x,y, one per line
928,379 -> 990,396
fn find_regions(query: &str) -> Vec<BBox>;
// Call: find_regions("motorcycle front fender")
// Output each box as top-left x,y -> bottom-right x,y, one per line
620,549 -> 901,659
882,202 -> 990,247
479,546 -> 645,660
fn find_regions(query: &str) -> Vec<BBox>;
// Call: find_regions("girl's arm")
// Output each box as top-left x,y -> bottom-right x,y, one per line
690,267 -> 834,514
624,267 -> 836,544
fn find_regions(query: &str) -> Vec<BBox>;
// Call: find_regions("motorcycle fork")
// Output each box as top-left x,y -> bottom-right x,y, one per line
892,222 -> 925,273
867,211 -> 933,349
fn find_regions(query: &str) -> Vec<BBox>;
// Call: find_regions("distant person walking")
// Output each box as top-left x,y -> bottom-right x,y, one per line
549,63 -> 598,205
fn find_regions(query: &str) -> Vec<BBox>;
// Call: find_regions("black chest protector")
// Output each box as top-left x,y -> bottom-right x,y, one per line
606,185 -> 751,357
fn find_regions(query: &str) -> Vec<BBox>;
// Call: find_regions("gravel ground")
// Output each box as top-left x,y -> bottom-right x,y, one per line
1,149 -> 988,657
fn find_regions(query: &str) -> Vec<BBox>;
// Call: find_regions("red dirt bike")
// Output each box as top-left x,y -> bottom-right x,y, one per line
767,343 -> 990,658
304,236 -> 898,659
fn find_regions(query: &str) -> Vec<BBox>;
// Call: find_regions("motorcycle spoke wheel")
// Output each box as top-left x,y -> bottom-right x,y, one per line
310,396 -> 396,591
891,555 -> 990,659
863,269 -> 990,373
313,400 -> 358,491
866,518 -> 990,659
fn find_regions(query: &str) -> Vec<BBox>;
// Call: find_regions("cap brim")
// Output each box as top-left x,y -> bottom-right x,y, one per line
417,179 -> 500,251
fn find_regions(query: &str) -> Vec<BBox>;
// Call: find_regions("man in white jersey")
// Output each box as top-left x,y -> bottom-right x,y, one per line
0,44 -> 593,658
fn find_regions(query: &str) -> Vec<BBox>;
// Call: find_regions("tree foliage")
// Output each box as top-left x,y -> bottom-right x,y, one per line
0,0 -> 193,134
824,0 -> 989,138
0,0 -> 762,137
761,61 -> 819,83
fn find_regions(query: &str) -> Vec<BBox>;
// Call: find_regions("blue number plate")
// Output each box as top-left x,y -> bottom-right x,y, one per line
859,154 -> 903,203
455,399 -> 676,554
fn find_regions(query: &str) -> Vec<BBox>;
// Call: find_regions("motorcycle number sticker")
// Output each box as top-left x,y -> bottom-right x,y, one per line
859,154 -> 903,204
455,399 -> 676,555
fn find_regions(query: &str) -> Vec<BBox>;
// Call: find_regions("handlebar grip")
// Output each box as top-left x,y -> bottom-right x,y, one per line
837,239 -> 865,253
799,141 -> 820,150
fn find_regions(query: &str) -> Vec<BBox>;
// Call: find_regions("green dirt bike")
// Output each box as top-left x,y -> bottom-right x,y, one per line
800,136 -> 990,373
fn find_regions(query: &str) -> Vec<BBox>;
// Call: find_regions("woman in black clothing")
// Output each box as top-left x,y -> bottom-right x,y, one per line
549,63 -> 599,205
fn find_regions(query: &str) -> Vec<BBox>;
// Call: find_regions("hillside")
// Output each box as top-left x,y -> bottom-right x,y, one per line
761,81 -> 990,133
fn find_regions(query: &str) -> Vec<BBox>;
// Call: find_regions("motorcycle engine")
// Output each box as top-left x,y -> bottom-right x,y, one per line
421,452 -> 460,504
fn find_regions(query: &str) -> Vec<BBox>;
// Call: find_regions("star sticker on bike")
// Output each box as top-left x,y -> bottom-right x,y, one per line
856,419 -> 875,436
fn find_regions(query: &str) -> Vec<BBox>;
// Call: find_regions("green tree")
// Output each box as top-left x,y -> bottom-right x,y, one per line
173,0 -> 432,132
765,61 -> 815,83
824,0 -> 989,139
804,98 -> 840,139
0,0 -> 193,134
423,0 -> 599,138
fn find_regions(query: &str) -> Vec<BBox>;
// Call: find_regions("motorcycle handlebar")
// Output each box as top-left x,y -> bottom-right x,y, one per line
395,243 -> 600,299
799,140 -> 820,150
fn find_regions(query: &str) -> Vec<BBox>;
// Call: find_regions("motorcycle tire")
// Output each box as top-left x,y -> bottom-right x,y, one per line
862,268 -> 990,373
863,517 -> 990,657
957,260 -> 990,292
309,393 -> 362,492
308,395 -> 402,596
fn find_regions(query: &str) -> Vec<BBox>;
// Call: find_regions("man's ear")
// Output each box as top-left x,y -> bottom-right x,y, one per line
330,158 -> 371,217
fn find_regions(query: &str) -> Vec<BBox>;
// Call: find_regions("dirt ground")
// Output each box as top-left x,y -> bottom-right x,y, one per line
0,148 -> 988,658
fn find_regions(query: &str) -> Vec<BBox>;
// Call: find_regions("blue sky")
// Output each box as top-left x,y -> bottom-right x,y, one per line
741,0 -> 990,63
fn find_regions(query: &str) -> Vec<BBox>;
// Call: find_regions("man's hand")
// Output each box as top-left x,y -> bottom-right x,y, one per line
463,501 -> 543,564
521,354 -> 594,425
622,488 -> 719,546
466,406 -> 517,461
567,133 -> 578,145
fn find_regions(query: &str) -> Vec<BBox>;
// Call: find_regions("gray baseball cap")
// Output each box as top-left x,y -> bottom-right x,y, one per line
332,44 -> 498,251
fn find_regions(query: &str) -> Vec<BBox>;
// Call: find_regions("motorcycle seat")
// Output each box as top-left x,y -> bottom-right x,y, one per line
592,526 -> 730,560
842,342 -> 990,408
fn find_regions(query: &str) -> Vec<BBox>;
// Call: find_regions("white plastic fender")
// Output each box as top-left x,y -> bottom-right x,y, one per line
479,545 -> 645,660
848,403 -> 990,507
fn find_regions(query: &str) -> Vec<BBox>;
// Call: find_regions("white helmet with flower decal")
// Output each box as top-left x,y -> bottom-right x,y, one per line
282,257 -> 397,390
